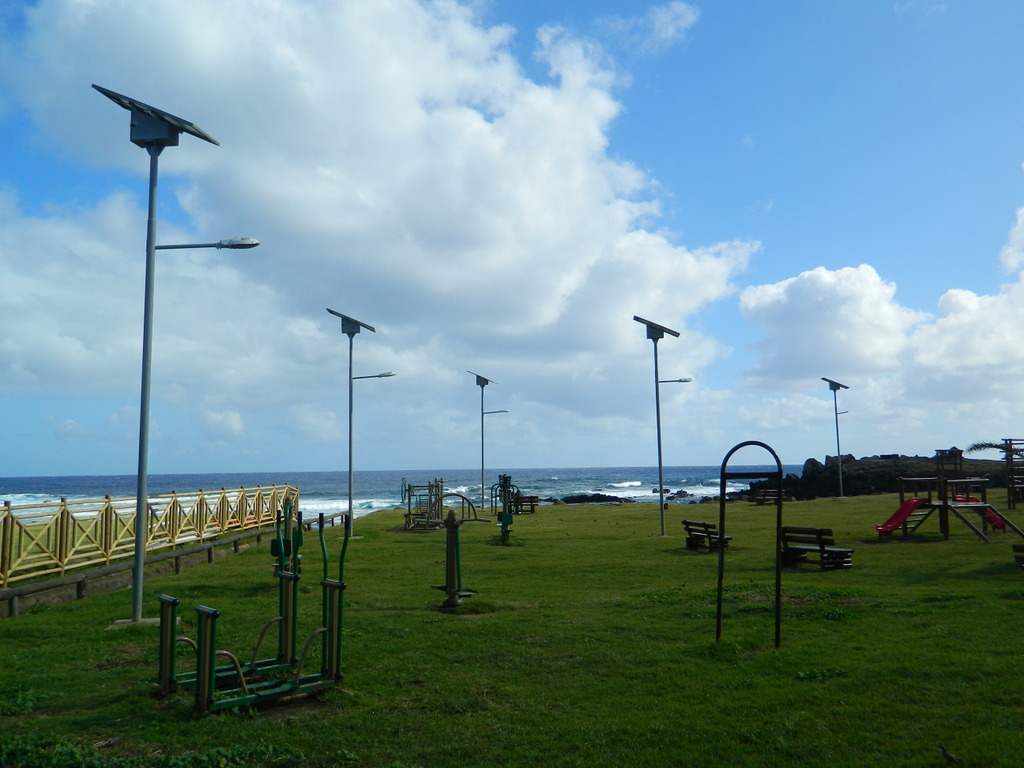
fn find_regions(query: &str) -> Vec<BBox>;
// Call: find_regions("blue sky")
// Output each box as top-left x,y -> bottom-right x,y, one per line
3,0 -> 1024,477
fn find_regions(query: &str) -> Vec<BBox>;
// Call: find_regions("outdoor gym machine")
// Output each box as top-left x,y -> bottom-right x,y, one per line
491,474 -> 518,544
155,503 -> 350,715
432,495 -> 490,608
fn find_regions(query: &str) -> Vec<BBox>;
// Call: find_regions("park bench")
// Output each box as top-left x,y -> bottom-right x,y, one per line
681,519 -> 731,551
780,526 -> 853,570
755,488 -> 781,505
1013,543 -> 1024,568
513,494 -> 539,514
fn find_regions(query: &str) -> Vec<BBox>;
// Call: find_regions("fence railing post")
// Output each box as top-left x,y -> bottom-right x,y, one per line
1,502 -> 12,588
102,495 -> 115,563
57,498 -> 70,573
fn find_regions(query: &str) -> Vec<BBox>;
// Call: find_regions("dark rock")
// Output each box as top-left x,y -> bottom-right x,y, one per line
746,453 -> 1006,501
561,493 -> 633,504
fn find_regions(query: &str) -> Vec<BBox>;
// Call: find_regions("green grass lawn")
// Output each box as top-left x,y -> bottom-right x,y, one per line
2,495 -> 1023,767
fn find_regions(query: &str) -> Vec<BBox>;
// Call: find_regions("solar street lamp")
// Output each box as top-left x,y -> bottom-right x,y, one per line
634,315 -> 681,536
469,372 -> 506,512
328,309 -> 392,539
822,378 -> 850,497
95,84 -> 231,624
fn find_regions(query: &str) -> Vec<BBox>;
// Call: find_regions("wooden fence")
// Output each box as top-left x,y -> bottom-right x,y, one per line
0,485 -> 299,587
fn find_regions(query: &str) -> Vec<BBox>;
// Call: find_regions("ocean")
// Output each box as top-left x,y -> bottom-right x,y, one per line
0,465 -> 801,516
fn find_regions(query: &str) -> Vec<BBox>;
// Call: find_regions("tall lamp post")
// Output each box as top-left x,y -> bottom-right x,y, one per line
327,309 -> 392,539
634,316 -> 681,536
822,377 -> 849,497
468,372 -> 506,512
94,84 -> 256,623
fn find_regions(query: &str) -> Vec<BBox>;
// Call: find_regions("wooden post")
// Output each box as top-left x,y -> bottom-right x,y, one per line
1,502 -> 12,588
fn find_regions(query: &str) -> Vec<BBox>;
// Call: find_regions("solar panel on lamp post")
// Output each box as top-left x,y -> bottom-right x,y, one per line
822,378 -> 850,497
634,315 -> 681,536
94,84 -> 244,625
327,309 -> 392,539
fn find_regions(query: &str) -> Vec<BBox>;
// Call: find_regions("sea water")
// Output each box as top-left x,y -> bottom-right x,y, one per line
0,465 -> 800,517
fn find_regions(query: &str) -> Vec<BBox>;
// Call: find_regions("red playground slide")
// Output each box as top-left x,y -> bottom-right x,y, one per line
876,497 -> 931,534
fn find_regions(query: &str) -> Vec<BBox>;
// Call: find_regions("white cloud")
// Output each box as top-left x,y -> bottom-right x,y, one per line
6,1 -> 1022,475
288,404 -> 340,443
0,0 -> 752,473
999,206 -> 1024,272
734,244 -> 1024,460
53,419 -> 90,441
739,265 -> 928,386
201,410 -> 245,439
596,2 -> 700,56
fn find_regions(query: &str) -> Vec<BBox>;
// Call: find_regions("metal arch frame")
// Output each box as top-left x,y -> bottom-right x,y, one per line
715,440 -> 785,649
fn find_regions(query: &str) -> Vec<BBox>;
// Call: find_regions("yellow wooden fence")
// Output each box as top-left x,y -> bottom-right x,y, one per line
0,485 -> 299,587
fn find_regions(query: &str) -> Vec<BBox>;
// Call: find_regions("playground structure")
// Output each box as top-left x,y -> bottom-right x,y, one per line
402,479 -> 484,530
1004,438 -> 1024,509
155,504 -> 349,715
402,478 -> 445,529
876,448 -> 1023,541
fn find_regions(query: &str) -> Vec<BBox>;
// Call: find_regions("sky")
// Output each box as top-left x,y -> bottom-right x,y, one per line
2,0 -> 1024,478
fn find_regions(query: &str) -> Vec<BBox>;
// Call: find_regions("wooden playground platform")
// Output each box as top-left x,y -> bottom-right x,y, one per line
879,475 -> 1024,541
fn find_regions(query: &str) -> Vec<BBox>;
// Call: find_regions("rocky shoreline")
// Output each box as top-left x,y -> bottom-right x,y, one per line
549,453 -> 1009,505
747,453 -> 1007,501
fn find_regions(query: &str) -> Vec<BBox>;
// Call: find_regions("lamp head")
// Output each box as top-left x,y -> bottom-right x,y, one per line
217,237 -> 260,249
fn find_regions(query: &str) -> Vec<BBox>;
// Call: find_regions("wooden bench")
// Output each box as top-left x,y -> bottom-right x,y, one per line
1013,543 -> 1024,568
681,520 -> 731,551
755,488 -> 781,505
780,526 -> 853,570
513,494 -> 539,514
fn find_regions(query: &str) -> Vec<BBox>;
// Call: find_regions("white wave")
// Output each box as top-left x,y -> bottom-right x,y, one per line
609,481 -> 642,488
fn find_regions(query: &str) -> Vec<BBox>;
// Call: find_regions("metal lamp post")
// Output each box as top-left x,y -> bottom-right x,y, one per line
822,377 -> 850,497
634,316 -> 681,536
468,372 -> 506,512
94,84 -> 253,623
657,376 -> 693,512
327,309 -> 392,539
